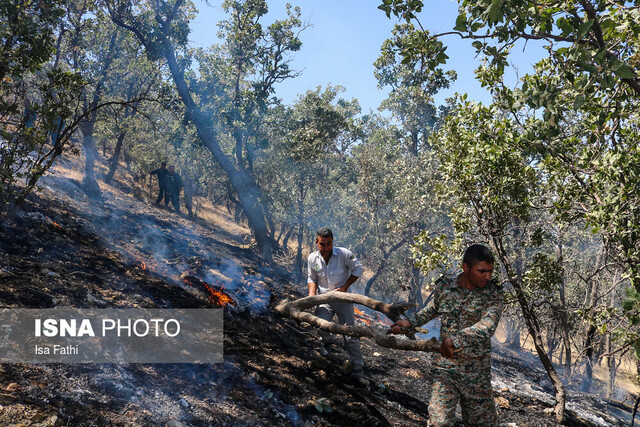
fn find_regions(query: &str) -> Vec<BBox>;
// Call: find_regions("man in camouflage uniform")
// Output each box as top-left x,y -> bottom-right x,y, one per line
391,244 -> 503,427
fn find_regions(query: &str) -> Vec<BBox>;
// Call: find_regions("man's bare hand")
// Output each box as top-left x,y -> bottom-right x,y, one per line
390,319 -> 412,334
440,337 -> 456,359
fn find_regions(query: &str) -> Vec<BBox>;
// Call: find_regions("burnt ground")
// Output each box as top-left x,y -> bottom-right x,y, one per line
0,161 -> 634,426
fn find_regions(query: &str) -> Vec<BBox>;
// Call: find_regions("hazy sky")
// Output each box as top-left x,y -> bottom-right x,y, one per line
189,0 -> 544,112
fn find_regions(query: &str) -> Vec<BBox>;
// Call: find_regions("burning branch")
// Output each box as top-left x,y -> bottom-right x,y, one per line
183,275 -> 237,307
275,293 -> 440,352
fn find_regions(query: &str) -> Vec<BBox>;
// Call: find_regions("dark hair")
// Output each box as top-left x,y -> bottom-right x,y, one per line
316,227 -> 333,240
462,244 -> 494,267
161,161 -> 167,166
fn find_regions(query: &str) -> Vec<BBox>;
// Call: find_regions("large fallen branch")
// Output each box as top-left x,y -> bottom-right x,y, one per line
274,292 -> 440,352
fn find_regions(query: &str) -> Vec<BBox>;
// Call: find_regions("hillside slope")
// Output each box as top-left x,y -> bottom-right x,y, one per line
0,159 -> 632,426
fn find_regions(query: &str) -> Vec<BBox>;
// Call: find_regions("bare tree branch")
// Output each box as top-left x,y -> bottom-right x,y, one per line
275,293 -> 441,352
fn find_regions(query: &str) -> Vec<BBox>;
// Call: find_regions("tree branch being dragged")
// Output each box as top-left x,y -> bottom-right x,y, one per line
274,292 -> 440,352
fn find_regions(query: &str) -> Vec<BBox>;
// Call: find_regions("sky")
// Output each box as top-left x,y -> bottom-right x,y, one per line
189,0 -> 546,113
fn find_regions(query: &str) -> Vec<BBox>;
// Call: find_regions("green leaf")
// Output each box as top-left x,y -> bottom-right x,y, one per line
436,51 -> 449,64
488,4 -> 502,23
576,20 -> 593,39
573,95 -> 585,111
454,13 -> 468,32
472,41 -> 483,50
634,339 -> 640,360
557,17 -> 573,35
613,63 -> 635,79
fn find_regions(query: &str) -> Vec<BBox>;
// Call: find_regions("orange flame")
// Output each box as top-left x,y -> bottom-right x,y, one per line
354,307 -> 372,326
183,276 -> 236,307
51,221 -> 62,228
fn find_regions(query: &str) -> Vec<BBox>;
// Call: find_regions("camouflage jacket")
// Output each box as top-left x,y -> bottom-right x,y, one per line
409,275 -> 503,359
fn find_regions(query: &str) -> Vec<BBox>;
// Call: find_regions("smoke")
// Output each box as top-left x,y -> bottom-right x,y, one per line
491,341 -> 632,426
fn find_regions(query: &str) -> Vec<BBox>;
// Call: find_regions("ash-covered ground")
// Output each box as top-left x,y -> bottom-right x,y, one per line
0,161 -> 635,426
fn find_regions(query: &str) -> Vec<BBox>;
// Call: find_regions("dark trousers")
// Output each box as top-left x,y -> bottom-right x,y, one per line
156,187 -> 170,206
170,192 -> 180,213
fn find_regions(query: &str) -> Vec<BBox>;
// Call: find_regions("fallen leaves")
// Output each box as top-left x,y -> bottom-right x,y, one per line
495,396 -> 510,409
2,383 -> 20,393
308,397 -> 333,413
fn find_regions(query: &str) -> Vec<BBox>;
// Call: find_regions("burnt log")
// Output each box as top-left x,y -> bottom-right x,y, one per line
274,293 -> 440,352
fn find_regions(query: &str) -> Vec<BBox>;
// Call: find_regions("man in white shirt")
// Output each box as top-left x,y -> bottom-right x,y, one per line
307,227 -> 365,378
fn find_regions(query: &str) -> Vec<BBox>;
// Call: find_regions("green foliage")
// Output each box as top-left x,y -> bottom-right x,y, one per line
430,100 -> 538,240
411,232 -> 461,276
0,0 -> 67,80
521,253 -> 563,294
0,69 -> 85,213
379,0 -> 640,356
374,23 -> 456,155
260,85 -> 359,248
379,0 -> 639,95
0,0 -> 90,214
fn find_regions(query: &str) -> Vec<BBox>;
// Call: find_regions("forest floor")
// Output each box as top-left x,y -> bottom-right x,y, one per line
0,156 -> 636,426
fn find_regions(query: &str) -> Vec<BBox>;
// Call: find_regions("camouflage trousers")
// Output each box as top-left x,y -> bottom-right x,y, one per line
428,355 -> 497,427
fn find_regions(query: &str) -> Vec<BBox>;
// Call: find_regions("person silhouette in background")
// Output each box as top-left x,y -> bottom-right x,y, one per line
167,165 -> 183,213
149,161 -> 170,207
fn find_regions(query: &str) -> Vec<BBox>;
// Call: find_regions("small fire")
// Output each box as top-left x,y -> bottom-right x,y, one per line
51,221 -> 62,228
205,283 -> 235,307
354,307 -> 373,326
183,275 -> 237,307
137,259 -> 146,270
375,314 -> 394,326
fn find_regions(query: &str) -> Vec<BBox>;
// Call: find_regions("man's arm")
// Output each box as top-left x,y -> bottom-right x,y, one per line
390,285 -> 441,333
449,287 -> 504,350
408,285 -> 442,327
308,281 -> 318,296
336,274 -> 359,292
336,249 -> 364,292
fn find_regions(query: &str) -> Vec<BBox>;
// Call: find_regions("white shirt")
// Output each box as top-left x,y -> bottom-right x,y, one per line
307,247 -> 364,294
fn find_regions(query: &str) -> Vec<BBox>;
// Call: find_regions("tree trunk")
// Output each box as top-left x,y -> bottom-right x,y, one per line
275,293 -> 440,352
294,180 -> 305,283
582,324 -> 597,392
282,225 -> 295,253
605,331 -> 616,398
160,28 -> 274,262
79,121 -> 101,199
581,252 -> 604,392
546,325 -> 558,362
493,238 -> 566,423
364,262 -> 386,297
505,317 -> 521,350
555,239 -> 572,376
408,266 -> 423,316
105,129 -> 126,184
364,238 -> 409,297
515,282 -> 566,423
606,271 -> 620,398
